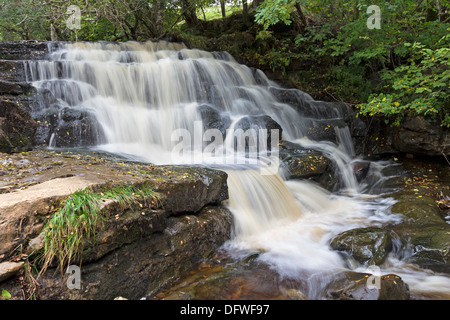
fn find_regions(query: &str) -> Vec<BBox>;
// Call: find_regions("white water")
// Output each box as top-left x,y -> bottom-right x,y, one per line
28,41 -> 450,299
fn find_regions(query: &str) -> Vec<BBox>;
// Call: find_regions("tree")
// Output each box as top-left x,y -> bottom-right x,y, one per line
254,0 -> 308,31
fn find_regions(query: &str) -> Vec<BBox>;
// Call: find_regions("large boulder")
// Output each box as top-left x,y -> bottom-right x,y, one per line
0,151 -> 232,300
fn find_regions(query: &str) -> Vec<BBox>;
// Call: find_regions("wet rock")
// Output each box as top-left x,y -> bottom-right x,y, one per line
153,254 -> 307,300
197,104 -> 231,137
0,60 -> 26,82
0,99 -> 37,153
269,86 -> 355,122
0,41 -> 48,61
233,114 -> 282,149
279,140 -> 332,181
152,165 -> 229,214
0,81 -> 24,95
51,108 -> 105,148
326,271 -> 410,300
352,160 -> 371,183
304,118 -> 349,143
391,193 -> 450,269
364,116 -> 450,157
330,227 -> 393,266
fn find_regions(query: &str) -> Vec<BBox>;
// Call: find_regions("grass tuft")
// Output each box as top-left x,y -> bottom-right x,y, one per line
38,183 -> 158,276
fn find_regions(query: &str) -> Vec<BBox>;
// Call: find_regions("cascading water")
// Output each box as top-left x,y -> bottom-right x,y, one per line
26,41 -> 450,299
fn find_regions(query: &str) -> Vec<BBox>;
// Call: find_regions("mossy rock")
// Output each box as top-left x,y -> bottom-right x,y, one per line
330,227 -> 393,266
390,193 -> 450,268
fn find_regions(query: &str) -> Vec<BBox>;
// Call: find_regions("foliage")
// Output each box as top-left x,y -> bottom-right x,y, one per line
39,183 -> 158,275
358,38 -> 450,126
0,0 -> 215,42
252,0 -> 450,125
0,0 -> 448,127
255,0 -> 300,29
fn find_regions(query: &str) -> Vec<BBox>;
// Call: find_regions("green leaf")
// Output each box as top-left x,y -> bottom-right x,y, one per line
2,289 -> 11,300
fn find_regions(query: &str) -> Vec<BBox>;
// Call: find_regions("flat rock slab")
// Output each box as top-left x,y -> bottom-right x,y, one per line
0,149 -> 228,260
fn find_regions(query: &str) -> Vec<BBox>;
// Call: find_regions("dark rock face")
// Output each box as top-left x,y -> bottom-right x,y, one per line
361,116 -> 450,157
51,107 -> 105,147
0,41 -> 49,153
35,206 -> 232,300
352,160 -> 371,183
0,99 -> 37,153
392,117 -> 450,156
0,41 -> 49,61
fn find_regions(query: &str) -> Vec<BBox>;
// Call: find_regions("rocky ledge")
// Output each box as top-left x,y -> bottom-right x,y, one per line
0,149 -> 231,299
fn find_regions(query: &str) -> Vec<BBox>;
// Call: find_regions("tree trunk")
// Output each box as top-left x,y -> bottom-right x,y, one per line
293,3 -> 307,32
243,0 -> 248,22
152,0 -> 164,38
220,0 -> 226,18
181,0 -> 199,26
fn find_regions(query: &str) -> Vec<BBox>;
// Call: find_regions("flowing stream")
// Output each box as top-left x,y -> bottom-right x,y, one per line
26,41 -> 450,299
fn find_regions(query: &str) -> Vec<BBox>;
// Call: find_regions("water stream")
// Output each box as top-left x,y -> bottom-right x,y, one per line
26,41 -> 450,299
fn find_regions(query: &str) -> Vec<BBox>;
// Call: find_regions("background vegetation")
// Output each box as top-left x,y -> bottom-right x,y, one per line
0,0 -> 448,127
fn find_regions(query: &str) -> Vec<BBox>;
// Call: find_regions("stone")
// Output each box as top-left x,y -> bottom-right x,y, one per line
0,261 -> 24,283
0,41 -> 48,61
279,140 -> 332,181
0,151 -> 229,262
0,60 -> 26,82
197,104 -> 231,137
392,116 -> 450,156
326,271 -> 410,300
27,231 -> 45,252
364,116 -> 450,157
352,160 -> 371,182
50,108 -> 105,148
233,114 -> 283,149
330,227 -> 393,266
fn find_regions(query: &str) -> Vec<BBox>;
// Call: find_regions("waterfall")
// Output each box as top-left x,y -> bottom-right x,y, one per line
26,40 -> 450,299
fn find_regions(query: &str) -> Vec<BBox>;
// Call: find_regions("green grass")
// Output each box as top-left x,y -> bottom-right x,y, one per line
39,183 -> 158,275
